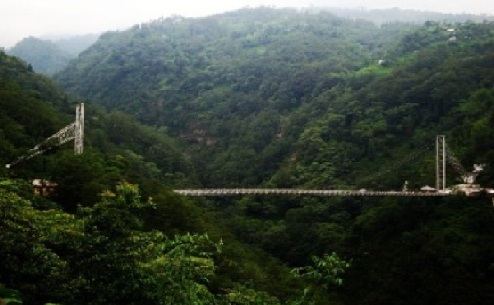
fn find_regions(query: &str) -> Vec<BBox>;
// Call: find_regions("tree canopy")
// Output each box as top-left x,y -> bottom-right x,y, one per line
2,7 -> 494,305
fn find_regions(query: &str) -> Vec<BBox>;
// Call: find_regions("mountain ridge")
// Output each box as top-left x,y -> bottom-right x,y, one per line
2,7 -> 494,304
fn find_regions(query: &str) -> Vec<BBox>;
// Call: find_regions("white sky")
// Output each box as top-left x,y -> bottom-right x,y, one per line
1,0 -> 493,48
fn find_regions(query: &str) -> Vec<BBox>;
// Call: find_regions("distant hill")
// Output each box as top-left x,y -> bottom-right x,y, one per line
316,7 -> 494,24
55,7 -> 494,190
51,33 -> 100,56
8,36 -> 73,75
7,34 -> 99,75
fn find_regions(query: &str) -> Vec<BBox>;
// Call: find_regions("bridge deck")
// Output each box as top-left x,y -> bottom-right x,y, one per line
173,189 -> 448,197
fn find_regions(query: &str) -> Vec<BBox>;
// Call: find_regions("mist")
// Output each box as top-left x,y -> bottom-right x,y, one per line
1,0 -> 493,48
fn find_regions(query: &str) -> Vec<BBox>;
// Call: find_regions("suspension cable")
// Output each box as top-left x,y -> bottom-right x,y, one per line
357,140 -> 435,188
445,144 -> 468,178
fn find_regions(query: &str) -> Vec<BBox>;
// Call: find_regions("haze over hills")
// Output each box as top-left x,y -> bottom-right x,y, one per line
7,7 -> 492,75
2,0 -> 494,48
48,33 -> 100,56
2,6 -> 494,305
55,7 -> 494,189
7,34 -> 98,75
319,7 -> 494,24
8,7 -> 493,75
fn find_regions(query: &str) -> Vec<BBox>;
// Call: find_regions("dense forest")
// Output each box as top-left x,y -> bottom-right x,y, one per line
1,49 -> 319,304
7,34 -> 99,75
2,7 -> 494,305
49,33 -> 100,57
320,7 -> 494,25
7,37 -> 74,75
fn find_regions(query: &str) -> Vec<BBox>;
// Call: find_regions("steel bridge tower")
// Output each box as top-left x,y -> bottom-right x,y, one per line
436,135 -> 446,192
74,103 -> 84,154
5,103 -> 84,168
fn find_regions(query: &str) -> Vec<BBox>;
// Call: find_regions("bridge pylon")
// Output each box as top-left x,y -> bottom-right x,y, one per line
74,103 -> 84,154
5,103 -> 84,168
436,135 -> 446,192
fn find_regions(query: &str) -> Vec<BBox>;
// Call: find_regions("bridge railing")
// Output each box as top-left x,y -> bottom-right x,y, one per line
173,188 -> 449,197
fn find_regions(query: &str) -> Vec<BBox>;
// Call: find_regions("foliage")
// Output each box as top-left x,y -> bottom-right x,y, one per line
51,33 -> 99,56
319,7 -> 494,25
8,37 -> 73,75
0,284 -> 22,305
222,285 -> 281,305
0,47 -> 314,304
0,182 -> 81,304
1,179 -> 316,305
343,197 -> 494,305
4,7 -> 494,305
148,233 -> 220,305
55,8 -> 413,187
292,253 -> 350,289
54,8 -> 494,192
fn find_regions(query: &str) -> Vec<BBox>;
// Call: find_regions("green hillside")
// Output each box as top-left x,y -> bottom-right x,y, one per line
1,49 -> 320,305
320,7 -> 494,25
55,9 -> 494,189
52,33 -> 100,56
8,37 -> 73,75
52,9 -> 494,304
3,7 -> 494,305
55,8 -> 414,187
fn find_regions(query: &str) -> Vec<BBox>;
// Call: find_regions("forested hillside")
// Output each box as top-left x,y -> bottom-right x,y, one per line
8,37 -> 73,75
7,34 -> 99,75
56,8 -> 415,187
55,8 -> 494,189
320,7 -> 494,24
51,33 -> 100,56
1,50 -> 325,305
3,6 -> 494,305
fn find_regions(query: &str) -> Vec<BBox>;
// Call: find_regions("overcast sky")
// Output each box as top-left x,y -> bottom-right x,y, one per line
1,0 -> 493,48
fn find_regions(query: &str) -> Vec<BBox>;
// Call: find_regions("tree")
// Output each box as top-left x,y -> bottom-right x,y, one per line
0,180 -> 81,305
49,150 -> 117,210
292,252 -> 350,290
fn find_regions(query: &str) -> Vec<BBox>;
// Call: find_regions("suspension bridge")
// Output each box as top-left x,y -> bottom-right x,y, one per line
174,135 -> 494,197
175,135 -> 491,198
173,188 -> 449,197
5,104 -> 492,198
